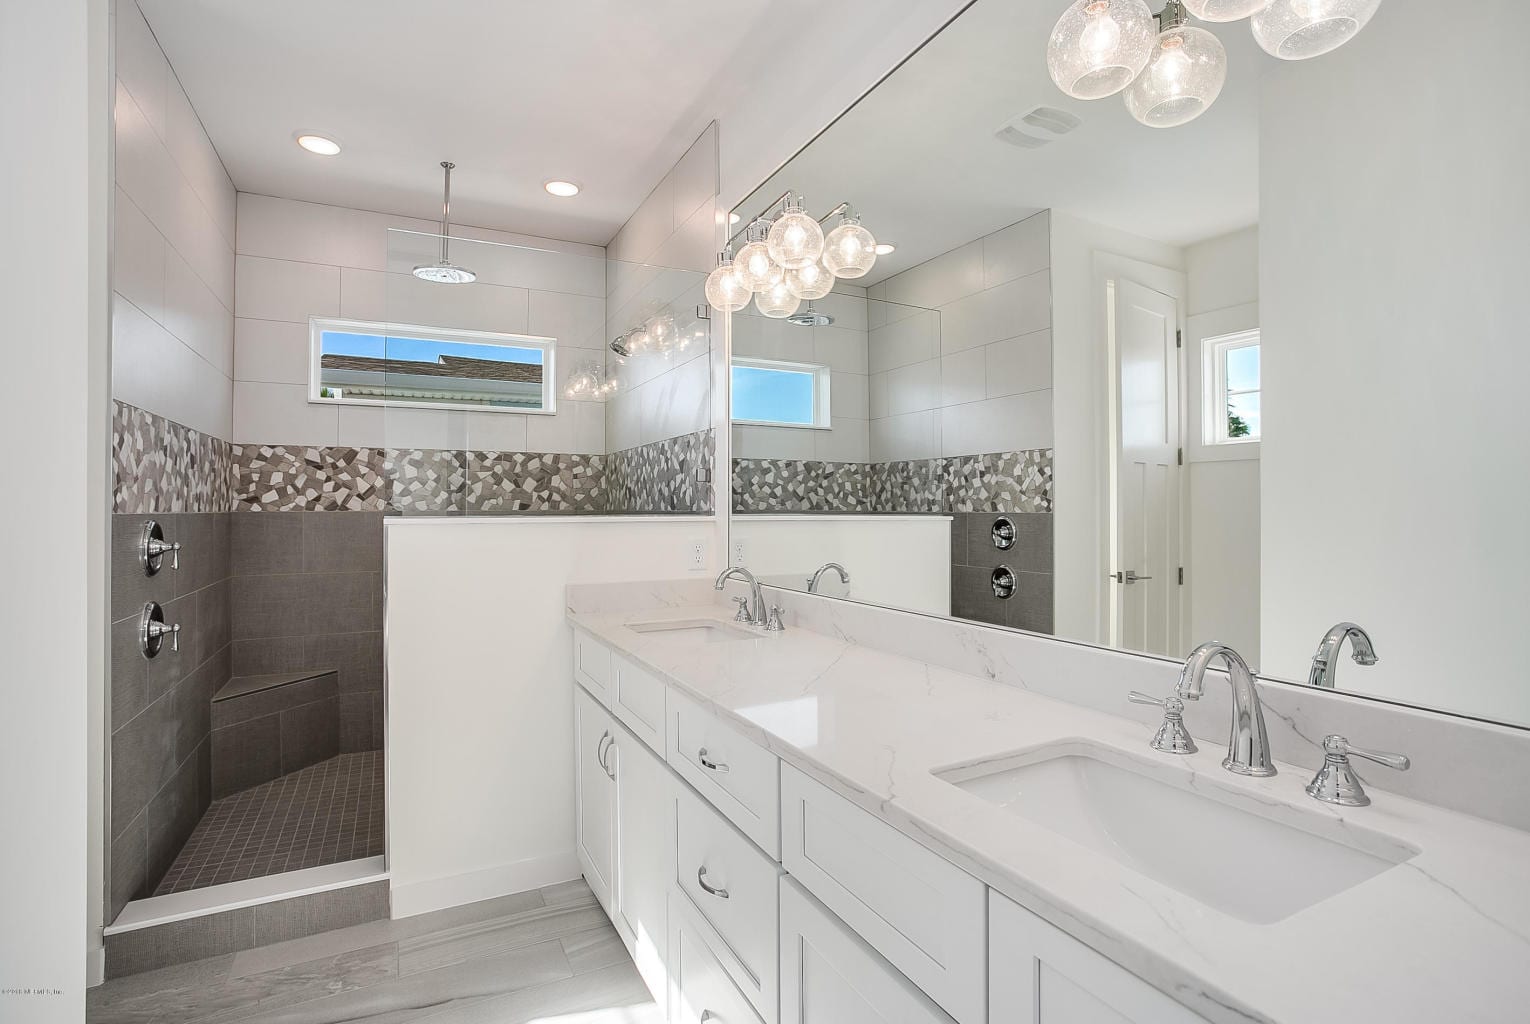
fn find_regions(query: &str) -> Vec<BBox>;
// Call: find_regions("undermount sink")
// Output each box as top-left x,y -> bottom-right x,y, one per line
934,742 -> 1417,924
626,618 -> 757,644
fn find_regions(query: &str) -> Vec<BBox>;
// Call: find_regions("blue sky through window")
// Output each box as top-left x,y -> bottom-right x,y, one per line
732,364 -> 815,425
321,331 -> 543,366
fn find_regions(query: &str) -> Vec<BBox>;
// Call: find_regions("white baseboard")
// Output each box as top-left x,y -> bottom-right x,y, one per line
389,852 -> 580,919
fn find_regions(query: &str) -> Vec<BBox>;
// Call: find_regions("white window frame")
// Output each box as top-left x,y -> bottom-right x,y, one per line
1201,329 -> 1260,447
730,356 -> 833,429
308,317 -> 557,416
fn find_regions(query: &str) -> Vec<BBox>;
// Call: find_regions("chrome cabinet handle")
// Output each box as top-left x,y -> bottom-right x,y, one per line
596,731 -> 611,771
696,866 -> 729,899
700,1012 -> 718,1023
697,748 -> 729,773
603,735 -> 617,780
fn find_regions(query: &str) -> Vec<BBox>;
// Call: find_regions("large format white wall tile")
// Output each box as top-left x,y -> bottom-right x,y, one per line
233,381 -> 338,446
671,127 -> 718,232
883,239 -> 983,309
868,371 -> 889,420
163,75 -> 235,248
236,256 -> 340,322
526,400 -> 604,455
940,391 -> 1053,456
734,423 -> 815,460
114,0 -> 168,141
113,188 -> 165,325
830,371 -> 868,420
940,347 -> 986,407
113,295 -> 231,439
868,310 -> 939,373
985,330 -> 1051,398
233,318 -> 308,386
870,409 -> 940,463
813,325 -> 870,374
337,268 -> 530,335
887,359 -> 940,415
163,248 -> 233,376
529,290 -> 607,350
982,211 -> 1049,289
816,416 -> 870,462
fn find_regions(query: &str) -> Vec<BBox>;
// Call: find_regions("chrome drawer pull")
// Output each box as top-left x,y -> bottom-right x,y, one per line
700,1012 -> 718,1023
697,747 -> 729,773
697,866 -> 730,899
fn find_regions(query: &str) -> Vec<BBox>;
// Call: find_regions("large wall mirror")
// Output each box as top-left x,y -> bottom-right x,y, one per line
725,0 -> 1528,728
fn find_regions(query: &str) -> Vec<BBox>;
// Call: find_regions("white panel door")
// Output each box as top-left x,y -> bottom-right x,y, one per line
574,685 -> 616,913
612,718 -> 673,1013
1111,278 -> 1182,657
990,892 -> 1206,1024
780,878 -> 957,1024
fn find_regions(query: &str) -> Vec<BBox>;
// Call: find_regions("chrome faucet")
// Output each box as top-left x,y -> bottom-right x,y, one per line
715,566 -> 767,628
1175,641 -> 1276,777
806,562 -> 850,594
1308,622 -> 1378,689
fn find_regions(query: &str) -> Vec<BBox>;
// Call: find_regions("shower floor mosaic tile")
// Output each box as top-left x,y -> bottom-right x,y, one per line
153,751 -> 385,896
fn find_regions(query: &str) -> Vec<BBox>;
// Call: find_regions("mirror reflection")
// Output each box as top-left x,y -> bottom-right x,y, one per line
725,0 -> 1528,727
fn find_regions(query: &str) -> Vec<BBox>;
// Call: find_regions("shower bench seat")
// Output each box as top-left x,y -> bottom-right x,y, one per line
211,668 -> 340,798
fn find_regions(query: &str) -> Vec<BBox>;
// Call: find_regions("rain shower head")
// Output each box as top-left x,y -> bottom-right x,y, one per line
787,301 -> 834,327
413,161 -> 476,284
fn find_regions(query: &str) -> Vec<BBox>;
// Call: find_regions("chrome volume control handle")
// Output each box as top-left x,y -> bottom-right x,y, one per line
1128,691 -> 1197,755
1305,734 -> 1409,807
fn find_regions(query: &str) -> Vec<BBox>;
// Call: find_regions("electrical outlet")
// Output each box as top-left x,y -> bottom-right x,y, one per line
731,539 -> 747,566
688,540 -> 706,572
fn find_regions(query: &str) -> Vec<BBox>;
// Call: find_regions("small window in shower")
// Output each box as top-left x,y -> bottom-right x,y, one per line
731,358 -> 831,428
309,317 -> 557,414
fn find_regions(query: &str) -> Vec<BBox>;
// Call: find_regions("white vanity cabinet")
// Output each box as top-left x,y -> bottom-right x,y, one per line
989,893 -> 1206,1024
780,877 -> 957,1024
574,685 -> 617,913
610,710 -> 675,1012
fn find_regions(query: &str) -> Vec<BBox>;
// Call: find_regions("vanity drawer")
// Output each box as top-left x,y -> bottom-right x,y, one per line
670,890 -> 767,1024
676,781 -> 782,1024
780,764 -> 986,1024
668,689 -> 781,859
573,628 -> 610,696
611,652 -> 665,754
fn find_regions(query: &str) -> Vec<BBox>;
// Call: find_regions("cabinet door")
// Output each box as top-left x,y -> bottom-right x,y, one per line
574,685 -> 616,913
780,878 -> 956,1024
989,892 -> 1206,1024
613,719 -> 672,1011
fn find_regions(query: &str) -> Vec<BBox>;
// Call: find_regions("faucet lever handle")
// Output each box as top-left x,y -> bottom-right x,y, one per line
1324,734 -> 1410,772
1128,691 -> 1197,756
731,596 -> 751,622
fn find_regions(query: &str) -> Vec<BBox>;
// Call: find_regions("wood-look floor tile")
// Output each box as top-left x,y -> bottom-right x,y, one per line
397,903 -> 607,977
412,961 -> 658,1024
561,924 -> 631,975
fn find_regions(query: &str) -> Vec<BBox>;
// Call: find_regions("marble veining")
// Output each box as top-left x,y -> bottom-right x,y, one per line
567,586 -> 1530,1024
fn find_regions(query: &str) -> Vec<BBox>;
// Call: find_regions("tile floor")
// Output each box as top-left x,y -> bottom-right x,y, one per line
88,878 -> 661,1023
155,751 -> 385,896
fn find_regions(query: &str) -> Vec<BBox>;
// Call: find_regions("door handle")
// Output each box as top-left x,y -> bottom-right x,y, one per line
1108,570 -> 1153,584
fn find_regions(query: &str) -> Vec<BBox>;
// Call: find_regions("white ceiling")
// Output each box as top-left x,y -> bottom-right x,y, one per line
137,0 -> 820,246
736,0 -> 1268,285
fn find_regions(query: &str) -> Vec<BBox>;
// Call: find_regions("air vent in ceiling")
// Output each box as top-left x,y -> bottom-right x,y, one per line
994,105 -> 1083,150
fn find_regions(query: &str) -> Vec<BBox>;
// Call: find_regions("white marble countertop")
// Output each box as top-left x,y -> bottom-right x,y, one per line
567,600 -> 1530,1024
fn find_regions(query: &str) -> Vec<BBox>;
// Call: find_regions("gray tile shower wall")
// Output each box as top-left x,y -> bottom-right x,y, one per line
109,511 -> 232,919
951,511 -> 1054,633
228,512 -> 385,753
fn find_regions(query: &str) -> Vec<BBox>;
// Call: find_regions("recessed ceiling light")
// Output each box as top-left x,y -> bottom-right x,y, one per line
874,242 -> 897,255
294,133 -> 341,156
729,213 -> 741,225
544,180 -> 581,198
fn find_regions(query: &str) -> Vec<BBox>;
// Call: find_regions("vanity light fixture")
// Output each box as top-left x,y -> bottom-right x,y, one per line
295,132 -> 341,156
412,161 -> 477,284
1124,0 -> 1228,127
706,192 -> 881,312
1048,0 -> 1383,126
544,179 -> 581,197
1252,0 -> 1382,60
564,358 -> 619,402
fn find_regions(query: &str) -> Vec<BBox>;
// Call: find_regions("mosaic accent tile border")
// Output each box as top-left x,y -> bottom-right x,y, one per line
607,429 -> 716,514
113,401 -> 232,514
733,448 -> 1053,515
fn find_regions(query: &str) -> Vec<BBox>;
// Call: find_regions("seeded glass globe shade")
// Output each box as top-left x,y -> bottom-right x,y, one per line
786,258 -> 835,300
1047,0 -> 1157,99
822,214 -> 877,279
766,200 -> 825,270
735,226 -> 777,292
755,275 -> 802,319
1252,0 -> 1381,59
1182,0 -> 1271,20
705,258 -> 751,313
1125,24 -> 1227,127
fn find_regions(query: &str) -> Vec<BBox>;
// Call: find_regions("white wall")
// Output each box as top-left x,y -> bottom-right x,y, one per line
731,516 -> 951,615
1050,214 -> 1184,645
605,125 -> 719,454
1185,227 -> 1260,663
233,194 -> 608,451
731,286 -> 871,463
2,0 -> 109,1010
111,0 -> 235,438
866,212 -> 1052,461
1259,2 -> 1530,722
384,519 -> 719,917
